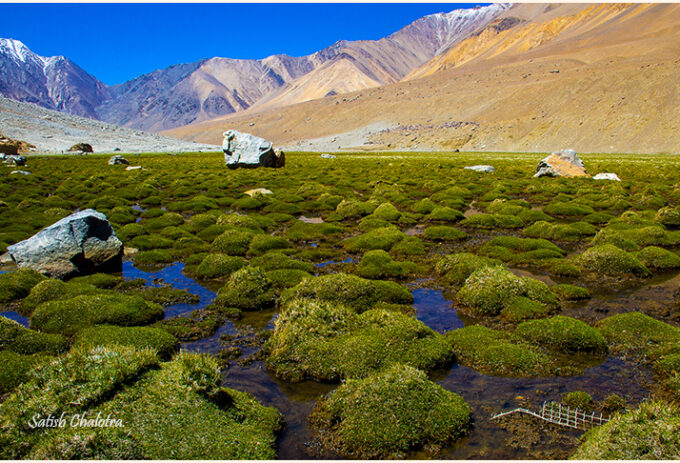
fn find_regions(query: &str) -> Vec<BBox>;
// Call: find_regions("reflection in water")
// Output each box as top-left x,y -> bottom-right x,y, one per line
122,261 -> 216,317
412,287 -> 464,333
314,257 -> 354,268
1,311 -> 28,327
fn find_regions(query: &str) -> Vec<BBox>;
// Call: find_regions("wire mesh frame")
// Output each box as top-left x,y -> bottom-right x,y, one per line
491,401 -> 610,430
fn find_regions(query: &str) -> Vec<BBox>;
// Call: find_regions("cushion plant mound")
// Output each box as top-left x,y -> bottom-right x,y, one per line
342,227 -> 406,252
0,348 -> 283,459
0,268 -> 46,304
635,246 -> 680,269
195,253 -> 247,279
283,221 -> 343,242
371,202 -> 402,222
456,266 -> 559,316
435,253 -> 501,286
355,250 -> 420,279
246,234 -> 291,256
596,312 -> 680,358
572,401 -> 680,459
550,284 -> 591,301
446,325 -> 553,377
515,316 -> 608,355
73,325 -> 180,359
500,296 -> 551,323
479,236 -> 565,265
562,390 -> 595,411
423,225 -> 467,241
266,299 -> 453,382
211,228 -> 258,256
575,244 -> 651,277
265,269 -> 313,289
283,272 -> 413,312
30,293 -> 164,336
215,266 -> 277,311
310,364 -> 471,459
0,316 -> 68,355
249,251 -> 315,272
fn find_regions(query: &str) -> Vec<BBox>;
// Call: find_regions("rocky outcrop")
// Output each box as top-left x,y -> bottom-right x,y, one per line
534,149 -> 589,178
222,130 -> 285,169
108,155 -> 129,165
2,154 -> 26,166
464,165 -> 495,172
7,209 -> 123,279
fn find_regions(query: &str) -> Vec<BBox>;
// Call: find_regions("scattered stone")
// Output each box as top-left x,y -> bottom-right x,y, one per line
321,153 -> 336,159
593,173 -> 621,181
534,149 -> 589,178
222,130 -> 285,169
113,147 -> 121,152
464,165 -> 495,173
10,170 -> 30,175
2,154 -> 27,166
7,209 -> 123,279
126,165 -> 143,171
108,155 -> 130,165
244,188 -> 273,196
68,143 -> 93,153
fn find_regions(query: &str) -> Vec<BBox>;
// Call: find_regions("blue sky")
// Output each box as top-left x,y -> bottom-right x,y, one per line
1,3 -> 484,85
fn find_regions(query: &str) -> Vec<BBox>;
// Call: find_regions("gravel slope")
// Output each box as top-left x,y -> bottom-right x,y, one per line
0,97 -> 220,154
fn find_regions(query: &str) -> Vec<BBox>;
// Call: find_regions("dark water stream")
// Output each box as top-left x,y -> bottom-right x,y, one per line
117,260 -> 658,459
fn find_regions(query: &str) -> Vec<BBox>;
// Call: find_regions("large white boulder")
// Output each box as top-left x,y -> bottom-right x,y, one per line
7,209 -> 123,279
222,130 -> 285,169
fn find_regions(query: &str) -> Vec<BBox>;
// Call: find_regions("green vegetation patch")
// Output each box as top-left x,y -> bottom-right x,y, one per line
596,312 -> 680,358
342,226 -> 406,252
266,299 -> 453,382
310,364 -> 470,458
435,253 -> 501,286
195,253 -> 247,279
73,325 -> 179,359
550,284 -> 591,301
423,225 -> 467,241
0,351 -> 53,394
574,244 -> 651,277
355,250 -> 420,279
0,269 -> 46,304
30,293 -> 164,336
515,316 -> 608,355
572,401 -> 680,459
446,325 -> 553,376
215,267 -> 277,311
0,316 -> 68,355
635,246 -> 680,269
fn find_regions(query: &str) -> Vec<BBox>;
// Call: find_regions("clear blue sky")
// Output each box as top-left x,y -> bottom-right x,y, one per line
0,3 -> 484,85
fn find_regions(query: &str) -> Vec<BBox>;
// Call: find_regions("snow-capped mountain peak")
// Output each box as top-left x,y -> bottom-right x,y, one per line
0,38 -> 45,64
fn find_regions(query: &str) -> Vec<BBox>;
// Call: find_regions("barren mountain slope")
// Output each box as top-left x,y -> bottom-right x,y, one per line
166,3 -> 680,154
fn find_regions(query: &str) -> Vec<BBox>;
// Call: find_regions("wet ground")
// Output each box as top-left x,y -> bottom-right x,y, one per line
120,259 -> 662,459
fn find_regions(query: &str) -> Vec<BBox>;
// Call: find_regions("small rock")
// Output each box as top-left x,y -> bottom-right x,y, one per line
108,155 -> 130,166
244,188 -> 273,197
10,170 -> 30,175
534,149 -> 589,178
126,165 -> 143,171
113,147 -> 121,152
3,155 -> 27,166
464,165 -> 495,173
321,153 -> 336,159
593,173 -> 621,181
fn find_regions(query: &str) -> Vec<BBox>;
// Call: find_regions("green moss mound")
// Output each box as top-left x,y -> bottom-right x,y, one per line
0,269 -> 46,304
30,293 -> 164,336
21,279 -> 100,315
461,213 -> 524,229
266,269 -> 313,289
342,227 -> 405,252
479,236 -> 565,265
550,284 -> 591,301
500,296 -> 551,323
596,312 -> 680,358
572,401 -> 680,459
446,325 -> 552,376
635,246 -> 680,269
355,250 -> 420,279
575,244 -> 651,277
247,234 -> 291,256
284,273 -> 413,312
215,266 -> 276,311
195,254 -> 247,279
456,266 -> 559,316
423,225 -> 467,241
211,229 -> 257,256
250,251 -> 315,272
515,316 -> 608,355
523,220 -> 597,242
435,253 -> 501,286
1,316 -> 68,355
310,364 -> 470,458
0,351 -> 52,394
562,391 -> 595,411
73,325 -> 179,359
283,221 -> 343,242
266,299 -> 453,382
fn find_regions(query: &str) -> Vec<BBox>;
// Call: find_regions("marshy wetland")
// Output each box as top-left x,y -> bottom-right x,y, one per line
1,151 -> 680,459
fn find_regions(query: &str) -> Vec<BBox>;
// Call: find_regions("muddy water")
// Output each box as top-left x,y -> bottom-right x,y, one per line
123,261 -> 656,459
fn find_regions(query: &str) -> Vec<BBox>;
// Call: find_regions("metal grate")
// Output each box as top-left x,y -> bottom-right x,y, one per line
491,401 -> 610,430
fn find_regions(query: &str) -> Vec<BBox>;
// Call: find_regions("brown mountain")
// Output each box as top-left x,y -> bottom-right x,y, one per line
166,3 -> 680,154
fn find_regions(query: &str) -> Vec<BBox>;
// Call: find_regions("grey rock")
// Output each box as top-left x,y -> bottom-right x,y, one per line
222,130 -> 285,169
534,149 -> 589,178
7,209 -> 123,279
3,154 -> 26,166
321,153 -> 336,159
10,170 -> 30,175
593,173 -> 621,181
108,155 -> 129,165
464,165 -> 495,172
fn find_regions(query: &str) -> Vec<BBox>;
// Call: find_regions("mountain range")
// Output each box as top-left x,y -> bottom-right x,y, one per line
0,4 -> 508,132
